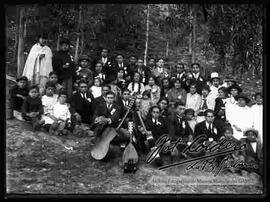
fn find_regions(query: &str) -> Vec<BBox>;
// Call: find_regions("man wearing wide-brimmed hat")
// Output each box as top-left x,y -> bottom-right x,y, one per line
226,93 -> 253,140
74,54 -> 94,90
209,72 -> 222,99
22,32 -> 53,92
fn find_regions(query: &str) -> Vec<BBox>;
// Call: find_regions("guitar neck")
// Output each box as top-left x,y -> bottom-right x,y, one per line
136,110 -> 147,133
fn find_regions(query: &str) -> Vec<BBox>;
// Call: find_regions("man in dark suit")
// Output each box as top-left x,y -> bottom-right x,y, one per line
115,89 -> 131,119
194,109 -> 223,143
125,56 -> 137,82
70,80 -> 95,125
92,48 -> 115,83
93,62 -> 107,84
134,58 -> 151,85
190,63 -> 205,94
92,90 -> 121,138
113,55 -> 130,81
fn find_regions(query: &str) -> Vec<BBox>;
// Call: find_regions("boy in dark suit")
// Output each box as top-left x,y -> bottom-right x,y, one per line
70,79 -> 95,126
134,58 -> 151,85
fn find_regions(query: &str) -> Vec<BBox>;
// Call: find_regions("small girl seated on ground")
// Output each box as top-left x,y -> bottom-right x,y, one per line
9,76 -> 29,121
90,77 -> 102,98
21,84 -> 44,130
49,90 -> 73,136
41,81 -> 58,131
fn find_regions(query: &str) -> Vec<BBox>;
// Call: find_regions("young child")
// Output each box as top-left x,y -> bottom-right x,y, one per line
21,85 -> 44,130
41,81 -> 58,131
90,77 -> 102,98
9,76 -> 29,121
42,71 -> 63,95
49,90 -> 72,136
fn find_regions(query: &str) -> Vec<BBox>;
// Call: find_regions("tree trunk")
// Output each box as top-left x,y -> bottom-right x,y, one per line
166,41 -> 169,57
144,4 -> 150,66
192,6 -> 197,63
17,6 -> 25,77
74,4 -> 83,65
13,6 -> 20,64
80,7 -> 85,55
188,7 -> 192,56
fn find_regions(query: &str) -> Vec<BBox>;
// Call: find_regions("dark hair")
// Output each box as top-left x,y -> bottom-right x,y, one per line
49,71 -> 58,77
142,90 -> 151,98
184,108 -> 195,116
254,92 -> 263,99
95,62 -> 103,67
191,63 -> 200,68
150,105 -> 161,113
117,68 -> 125,73
175,101 -> 185,108
218,87 -> 228,97
148,76 -> 156,84
158,97 -> 169,105
58,89 -> 68,97
78,79 -> 88,86
60,38 -> 70,46
122,88 -> 131,93
189,81 -> 197,89
29,84 -> 39,91
102,84 -> 111,90
105,90 -> 115,97
204,109 -> 214,117
16,76 -> 28,82
173,78 -> 182,84
45,81 -> 56,89
222,126 -> 233,134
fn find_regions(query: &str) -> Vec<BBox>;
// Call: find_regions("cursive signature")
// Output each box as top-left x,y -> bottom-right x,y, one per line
145,134 -> 250,176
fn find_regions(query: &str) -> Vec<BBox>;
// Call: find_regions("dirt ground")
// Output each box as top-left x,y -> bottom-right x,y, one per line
5,118 -> 263,195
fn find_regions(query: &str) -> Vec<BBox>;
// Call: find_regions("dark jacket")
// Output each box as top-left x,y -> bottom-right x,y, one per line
194,120 -> 223,141
52,50 -> 76,83
69,91 -> 95,125
21,96 -> 43,119
134,65 -> 151,84
145,116 -> 168,141
168,112 -> 193,141
10,85 -> 29,111
190,73 -> 205,94
94,102 -> 121,127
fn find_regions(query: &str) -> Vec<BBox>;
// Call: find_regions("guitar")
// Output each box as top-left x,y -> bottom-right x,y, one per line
90,97 -> 136,160
122,121 -> 138,173
136,110 -> 161,160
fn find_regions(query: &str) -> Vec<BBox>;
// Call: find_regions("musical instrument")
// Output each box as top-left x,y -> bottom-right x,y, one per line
122,121 -> 138,173
90,97 -> 136,160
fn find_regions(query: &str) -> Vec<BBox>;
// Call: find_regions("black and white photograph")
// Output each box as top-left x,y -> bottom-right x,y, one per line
4,4 -> 265,196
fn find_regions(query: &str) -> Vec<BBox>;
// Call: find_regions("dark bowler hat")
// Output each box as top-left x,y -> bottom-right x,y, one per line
201,84 -> 211,92
244,128 -> 258,137
60,38 -> 71,46
16,76 -> 28,82
227,84 -> 242,94
235,93 -> 250,103
79,54 -> 90,62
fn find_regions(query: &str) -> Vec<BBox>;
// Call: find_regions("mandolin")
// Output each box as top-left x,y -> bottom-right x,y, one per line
122,121 -> 138,173
90,97 -> 136,160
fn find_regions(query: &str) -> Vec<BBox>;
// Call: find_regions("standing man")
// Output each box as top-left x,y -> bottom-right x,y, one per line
22,32 -> 53,91
147,57 -> 156,72
190,63 -> 205,94
134,58 -> 151,85
52,38 -> 76,98
126,55 -> 137,82
94,48 -> 114,83
151,58 -> 170,85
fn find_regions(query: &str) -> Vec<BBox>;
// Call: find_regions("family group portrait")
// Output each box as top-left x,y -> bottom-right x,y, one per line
4,3 -> 264,197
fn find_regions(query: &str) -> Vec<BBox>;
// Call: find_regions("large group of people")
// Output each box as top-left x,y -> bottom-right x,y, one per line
9,33 -> 263,175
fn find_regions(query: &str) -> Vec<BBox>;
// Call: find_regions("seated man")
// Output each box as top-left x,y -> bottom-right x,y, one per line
69,79 -> 95,126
